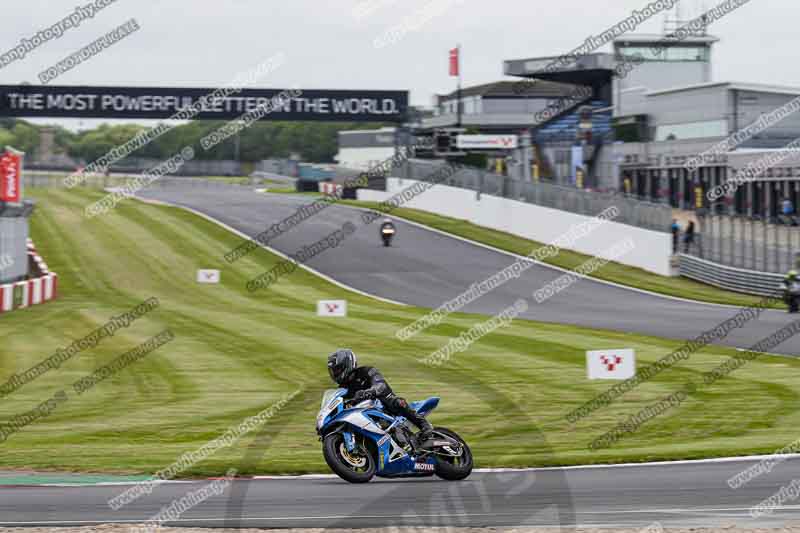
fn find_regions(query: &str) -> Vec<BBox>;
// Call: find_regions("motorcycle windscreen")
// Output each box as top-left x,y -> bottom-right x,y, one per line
320,388 -> 346,409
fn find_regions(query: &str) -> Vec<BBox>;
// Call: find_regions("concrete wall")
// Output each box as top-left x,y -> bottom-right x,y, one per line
616,61 -> 712,116
736,90 -> 800,140
619,86 -> 800,143
616,87 -> 650,117
359,178 -> 673,276
482,98 -> 549,115
0,216 -> 29,283
335,147 -> 396,171
338,128 -> 397,148
646,85 -> 729,127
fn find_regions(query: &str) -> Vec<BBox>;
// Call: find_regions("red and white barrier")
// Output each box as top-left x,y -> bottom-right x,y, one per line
1,283 -> 12,311
318,182 -> 343,196
0,240 -> 58,314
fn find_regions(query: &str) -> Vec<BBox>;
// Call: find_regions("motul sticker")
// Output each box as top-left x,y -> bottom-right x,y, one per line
414,462 -> 434,472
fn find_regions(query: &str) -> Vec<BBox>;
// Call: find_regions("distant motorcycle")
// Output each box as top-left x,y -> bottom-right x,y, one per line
380,220 -> 395,247
316,388 -> 473,483
781,280 -> 800,313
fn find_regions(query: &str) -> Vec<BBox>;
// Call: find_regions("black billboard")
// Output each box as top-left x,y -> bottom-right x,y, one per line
0,85 -> 409,122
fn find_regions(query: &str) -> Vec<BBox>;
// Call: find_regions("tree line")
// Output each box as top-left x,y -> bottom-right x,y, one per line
0,118 -> 387,163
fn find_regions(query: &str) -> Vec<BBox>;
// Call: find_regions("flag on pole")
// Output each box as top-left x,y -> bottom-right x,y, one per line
449,47 -> 459,77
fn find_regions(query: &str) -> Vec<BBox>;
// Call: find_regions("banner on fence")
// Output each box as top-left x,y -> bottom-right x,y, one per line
0,147 -> 23,205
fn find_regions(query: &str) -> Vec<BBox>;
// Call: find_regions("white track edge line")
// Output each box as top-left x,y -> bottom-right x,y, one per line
249,453 -> 800,477
18,452 -> 800,487
0,505 -> 795,525
132,195 -> 408,307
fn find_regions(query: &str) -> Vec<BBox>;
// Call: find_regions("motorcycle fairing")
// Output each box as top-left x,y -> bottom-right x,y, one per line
318,390 -> 436,478
410,396 -> 440,417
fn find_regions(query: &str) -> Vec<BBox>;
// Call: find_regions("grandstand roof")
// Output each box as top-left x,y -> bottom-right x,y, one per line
504,53 -> 616,77
503,53 -> 615,91
437,80 -> 588,101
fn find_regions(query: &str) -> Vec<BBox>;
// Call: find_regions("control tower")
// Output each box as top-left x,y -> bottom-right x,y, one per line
614,33 -> 718,117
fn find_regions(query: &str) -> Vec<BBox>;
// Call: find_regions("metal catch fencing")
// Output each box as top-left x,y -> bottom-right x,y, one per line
399,159 -> 672,233
690,215 -> 800,275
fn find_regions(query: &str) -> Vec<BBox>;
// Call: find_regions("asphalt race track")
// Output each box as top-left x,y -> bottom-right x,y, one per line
3,459 -> 800,529
140,183 -> 800,356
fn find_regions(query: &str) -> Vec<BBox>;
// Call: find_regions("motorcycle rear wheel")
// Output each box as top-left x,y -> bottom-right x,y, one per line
323,432 -> 376,483
431,427 -> 473,481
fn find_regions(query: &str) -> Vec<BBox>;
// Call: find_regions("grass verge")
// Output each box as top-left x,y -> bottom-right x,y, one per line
0,188 -> 797,476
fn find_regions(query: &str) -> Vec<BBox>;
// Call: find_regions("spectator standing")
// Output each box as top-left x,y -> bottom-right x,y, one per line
782,197 -> 796,226
783,197 -> 794,216
671,219 -> 681,254
683,220 -> 695,253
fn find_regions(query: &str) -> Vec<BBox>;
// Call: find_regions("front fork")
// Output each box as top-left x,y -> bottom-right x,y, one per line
342,431 -> 356,452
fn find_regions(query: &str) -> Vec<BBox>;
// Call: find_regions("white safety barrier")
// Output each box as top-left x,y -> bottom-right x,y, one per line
0,239 -> 58,314
358,178 -> 673,276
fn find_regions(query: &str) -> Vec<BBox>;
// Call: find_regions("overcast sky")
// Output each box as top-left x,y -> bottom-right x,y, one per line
0,0 -> 792,130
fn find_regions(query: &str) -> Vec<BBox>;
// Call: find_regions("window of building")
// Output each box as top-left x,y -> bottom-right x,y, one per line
464,97 -> 474,114
655,119 -> 727,141
437,96 -> 480,115
462,96 -> 482,115
617,45 -> 709,62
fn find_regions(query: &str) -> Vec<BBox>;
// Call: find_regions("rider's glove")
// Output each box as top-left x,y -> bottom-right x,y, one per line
353,390 -> 375,402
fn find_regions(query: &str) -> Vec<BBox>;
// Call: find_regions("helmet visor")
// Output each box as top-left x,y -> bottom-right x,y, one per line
328,362 -> 341,383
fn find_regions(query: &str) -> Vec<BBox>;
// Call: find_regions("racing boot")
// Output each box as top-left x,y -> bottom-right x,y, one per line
413,418 -> 434,447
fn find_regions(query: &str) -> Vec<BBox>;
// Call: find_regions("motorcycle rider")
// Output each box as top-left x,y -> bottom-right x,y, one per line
380,218 -> 395,246
380,218 -> 395,233
781,270 -> 800,313
327,349 -> 433,443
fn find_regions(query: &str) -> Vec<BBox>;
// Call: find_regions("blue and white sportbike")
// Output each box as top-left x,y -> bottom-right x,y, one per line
316,388 -> 473,483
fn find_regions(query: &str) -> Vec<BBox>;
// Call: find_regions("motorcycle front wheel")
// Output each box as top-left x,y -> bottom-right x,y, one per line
322,432 -> 376,483
431,427 -> 473,481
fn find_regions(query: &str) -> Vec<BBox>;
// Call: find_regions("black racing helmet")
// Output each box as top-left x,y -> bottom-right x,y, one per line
327,349 -> 358,385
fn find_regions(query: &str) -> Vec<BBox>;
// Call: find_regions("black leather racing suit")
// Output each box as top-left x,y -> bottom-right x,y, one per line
342,366 -> 432,433
782,278 -> 800,313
